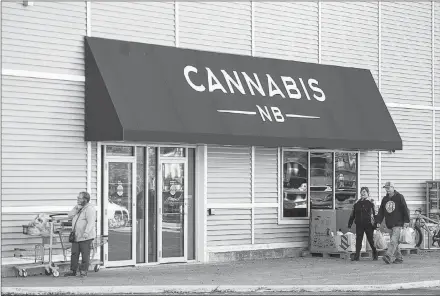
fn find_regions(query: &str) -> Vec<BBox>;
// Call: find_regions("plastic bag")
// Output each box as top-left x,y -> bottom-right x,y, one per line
26,226 -> 41,236
374,230 -> 387,249
400,227 -> 415,244
27,214 -> 51,236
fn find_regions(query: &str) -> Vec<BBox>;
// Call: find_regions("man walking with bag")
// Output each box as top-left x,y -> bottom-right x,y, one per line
376,182 -> 410,264
64,191 -> 96,277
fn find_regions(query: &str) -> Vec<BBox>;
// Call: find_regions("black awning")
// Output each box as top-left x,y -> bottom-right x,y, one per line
85,37 -> 402,150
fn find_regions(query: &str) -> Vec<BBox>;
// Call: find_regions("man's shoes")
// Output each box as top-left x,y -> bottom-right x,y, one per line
351,255 -> 360,261
64,271 -> 77,277
80,271 -> 88,278
382,254 -> 391,264
393,259 -> 403,264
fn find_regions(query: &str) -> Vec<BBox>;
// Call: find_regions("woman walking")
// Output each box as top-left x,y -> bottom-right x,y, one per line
348,187 -> 378,261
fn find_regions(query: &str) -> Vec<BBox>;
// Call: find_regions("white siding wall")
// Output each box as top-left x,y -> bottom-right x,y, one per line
436,1 -> 440,108
381,108 -> 433,213
254,147 -> 278,204
207,209 -> 252,247
91,2 -> 175,47
207,146 -> 251,204
360,152 -> 379,200
435,1 -> 440,180
1,76 -> 90,257
436,113 -> 440,180
179,2 -> 251,55
207,146 -> 310,248
254,1 -> 318,63
254,208 -> 308,245
207,146 -> 252,246
321,1 -> 379,83
381,2 -> 432,105
2,1 -> 86,76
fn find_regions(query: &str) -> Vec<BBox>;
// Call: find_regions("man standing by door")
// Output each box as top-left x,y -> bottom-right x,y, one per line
376,182 -> 410,264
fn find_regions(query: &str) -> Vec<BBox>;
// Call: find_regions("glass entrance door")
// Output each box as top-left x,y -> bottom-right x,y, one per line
158,161 -> 187,263
103,160 -> 136,267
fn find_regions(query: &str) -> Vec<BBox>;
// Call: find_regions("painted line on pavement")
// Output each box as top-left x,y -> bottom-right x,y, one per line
3,281 -> 440,295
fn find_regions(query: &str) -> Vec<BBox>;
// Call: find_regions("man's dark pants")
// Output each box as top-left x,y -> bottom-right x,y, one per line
71,239 -> 93,273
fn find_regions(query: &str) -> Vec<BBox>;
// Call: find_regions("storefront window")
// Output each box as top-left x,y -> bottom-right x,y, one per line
335,152 -> 358,209
148,147 -> 158,263
106,145 -> 134,156
282,151 -> 308,218
136,147 -> 146,263
310,152 -> 334,209
160,147 -> 185,157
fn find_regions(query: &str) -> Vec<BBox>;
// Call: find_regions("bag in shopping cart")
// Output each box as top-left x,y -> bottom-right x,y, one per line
25,214 -> 51,236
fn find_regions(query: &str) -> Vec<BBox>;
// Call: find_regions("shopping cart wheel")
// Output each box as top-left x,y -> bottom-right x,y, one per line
45,268 -> 52,275
22,270 -> 28,277
94,264 -> 100,272
18,269 -> 23,277
52,270 -> 59,277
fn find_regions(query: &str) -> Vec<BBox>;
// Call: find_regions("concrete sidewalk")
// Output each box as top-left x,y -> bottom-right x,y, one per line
2,251 -> 440,294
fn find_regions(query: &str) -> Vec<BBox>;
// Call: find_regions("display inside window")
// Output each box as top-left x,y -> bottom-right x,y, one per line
310,152 -> 333,209
335,152 -> 358,209
282,151 -> 308,218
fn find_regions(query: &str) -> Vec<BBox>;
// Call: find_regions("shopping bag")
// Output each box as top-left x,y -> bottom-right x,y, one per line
399,227 -> 415,244
374,230 -> 387,249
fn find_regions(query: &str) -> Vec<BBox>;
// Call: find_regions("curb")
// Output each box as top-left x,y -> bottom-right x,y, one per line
3,281 -> 440,295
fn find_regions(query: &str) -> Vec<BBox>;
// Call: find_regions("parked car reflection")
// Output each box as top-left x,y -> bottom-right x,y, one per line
108,202 -> 130,229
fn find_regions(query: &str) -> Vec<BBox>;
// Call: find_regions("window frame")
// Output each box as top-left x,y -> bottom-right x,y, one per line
278,148 -> 311,224
278,148 -> 360,225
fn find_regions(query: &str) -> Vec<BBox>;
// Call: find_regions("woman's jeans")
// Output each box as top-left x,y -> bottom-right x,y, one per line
71,239 -> 93,273
385,226 -> 403,262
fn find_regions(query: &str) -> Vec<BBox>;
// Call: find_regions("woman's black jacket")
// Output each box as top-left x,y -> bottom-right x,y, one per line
348,198 -> 376,228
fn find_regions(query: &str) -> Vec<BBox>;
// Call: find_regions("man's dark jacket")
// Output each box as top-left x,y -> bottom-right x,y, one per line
376,191 -> 410,229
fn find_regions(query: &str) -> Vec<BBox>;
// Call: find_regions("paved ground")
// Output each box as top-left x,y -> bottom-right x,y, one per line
32,289 -> 440,296
2,250 -> 440,294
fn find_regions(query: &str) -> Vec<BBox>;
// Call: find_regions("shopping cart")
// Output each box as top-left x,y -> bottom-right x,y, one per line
53,213 -> 108,273
14,213 -> 65,277
14,213 -> 108,277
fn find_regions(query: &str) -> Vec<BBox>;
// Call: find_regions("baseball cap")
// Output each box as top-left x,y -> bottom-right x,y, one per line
383,181 -> 395,188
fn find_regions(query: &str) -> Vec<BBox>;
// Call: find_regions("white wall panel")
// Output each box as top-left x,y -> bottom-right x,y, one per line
179,2 -> 251,55
321,1 -> 379,83
435,1 -> 440,107
1,76 -> 90,258
254,1 -> 318,63
2,1 -> 86,76
381,2 -> 432,105
436,112 -> 440,180
381,108 -> 432,213
207,146 -> 251,204
207,209 -> 252,247
92,2 -> 175,46
254,147 -> 278,204
254,208 -> 308,244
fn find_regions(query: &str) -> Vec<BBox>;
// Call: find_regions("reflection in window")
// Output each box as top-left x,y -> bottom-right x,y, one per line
282,151 -> 308,218
136,147 -> 146,264
310,152 -> 333,209
148,147 -> 157,263
160,147 -> 185,157
335,152 -> 358,209
106,145 -> 134,156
